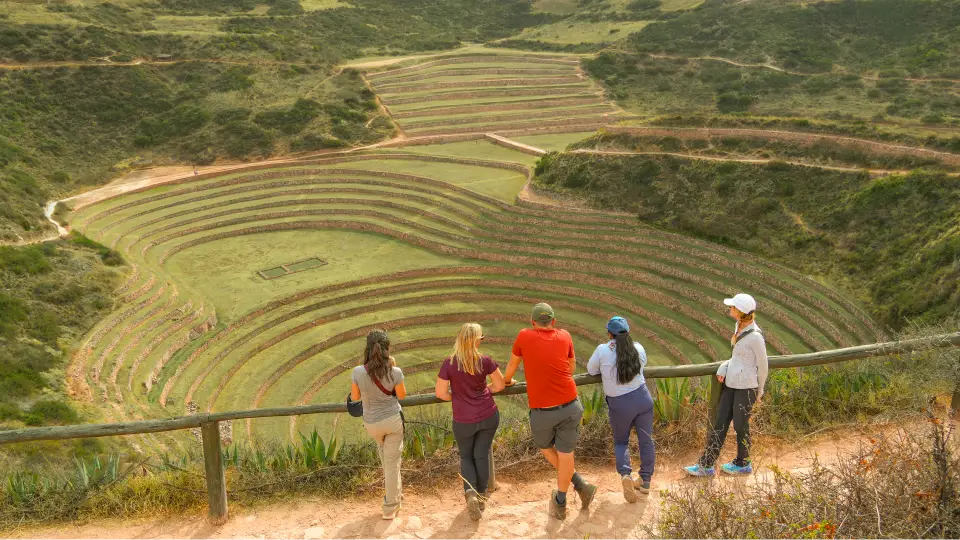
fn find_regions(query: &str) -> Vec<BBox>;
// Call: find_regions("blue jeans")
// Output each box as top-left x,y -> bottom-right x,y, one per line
605,385 -> 655,481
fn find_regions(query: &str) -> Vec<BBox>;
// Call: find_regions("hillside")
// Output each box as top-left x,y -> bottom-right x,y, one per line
0,0 -> 958,521
533,141 -> 960,329
0,0 -> 548,243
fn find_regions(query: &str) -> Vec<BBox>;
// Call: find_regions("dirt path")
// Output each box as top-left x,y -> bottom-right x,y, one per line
644,53 -> 960,85
8,425 -> 897,540
571,148 -> 916,175
0,58 -> 311,71
604,126 -> 960,167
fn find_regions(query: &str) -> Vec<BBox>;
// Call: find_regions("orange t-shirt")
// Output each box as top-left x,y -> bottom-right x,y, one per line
511,327 -> 578,409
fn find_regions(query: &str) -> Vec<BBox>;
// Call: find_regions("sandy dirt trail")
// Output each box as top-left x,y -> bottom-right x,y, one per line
9,424 -> 895,540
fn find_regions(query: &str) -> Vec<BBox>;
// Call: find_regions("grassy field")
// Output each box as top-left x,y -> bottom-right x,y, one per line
504,20 -> 652,45
63,135 -> 877,450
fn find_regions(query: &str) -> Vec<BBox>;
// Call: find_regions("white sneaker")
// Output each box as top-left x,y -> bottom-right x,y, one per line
382,501 -> 401,520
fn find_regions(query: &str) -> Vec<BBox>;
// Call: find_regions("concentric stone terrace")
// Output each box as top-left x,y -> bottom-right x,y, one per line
367,52 -> 616,138
65,138 -> 880,453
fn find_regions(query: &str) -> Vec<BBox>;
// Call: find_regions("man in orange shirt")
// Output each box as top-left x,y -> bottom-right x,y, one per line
504,303 -> 597,520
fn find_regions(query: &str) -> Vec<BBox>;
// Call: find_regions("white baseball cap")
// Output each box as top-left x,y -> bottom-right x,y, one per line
723,293 -> 757,314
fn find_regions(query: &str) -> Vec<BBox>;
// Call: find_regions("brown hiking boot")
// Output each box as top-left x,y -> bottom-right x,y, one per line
575,481 -> 598,509
548,490 -> 567,520
477,491 -> 487,511
621,475 -> 638,503
465,490 -> 482,521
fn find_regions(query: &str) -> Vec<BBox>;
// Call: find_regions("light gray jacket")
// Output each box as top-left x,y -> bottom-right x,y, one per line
716,322 -> 769,397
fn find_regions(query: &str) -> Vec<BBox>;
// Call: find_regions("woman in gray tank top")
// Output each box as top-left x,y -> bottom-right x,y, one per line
350,329 -> 406,520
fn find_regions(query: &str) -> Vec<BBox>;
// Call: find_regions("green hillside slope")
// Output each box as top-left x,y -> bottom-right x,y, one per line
534,150 -> 959,329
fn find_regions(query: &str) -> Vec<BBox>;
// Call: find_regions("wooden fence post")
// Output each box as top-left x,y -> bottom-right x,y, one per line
952,378 -> 960,422
707,375 -> 723,430
487,443 -> 496,493
201,421 -> 228,525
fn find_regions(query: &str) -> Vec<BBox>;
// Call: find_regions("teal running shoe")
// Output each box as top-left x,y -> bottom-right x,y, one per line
720,461 -> 753,475
683,464 -> 716,477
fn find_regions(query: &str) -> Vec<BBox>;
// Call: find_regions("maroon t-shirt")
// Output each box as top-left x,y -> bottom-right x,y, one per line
438,355 -> 499,424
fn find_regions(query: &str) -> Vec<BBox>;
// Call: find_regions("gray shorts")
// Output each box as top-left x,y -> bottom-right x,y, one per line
529,399 -> 583,454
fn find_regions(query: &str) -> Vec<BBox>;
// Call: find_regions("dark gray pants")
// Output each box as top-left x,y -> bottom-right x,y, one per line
452,411 -> 500,493
700,386 -> 757,468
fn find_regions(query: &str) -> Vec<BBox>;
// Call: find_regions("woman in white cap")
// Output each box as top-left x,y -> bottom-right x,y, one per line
587,316 -> 655,502
684,293 -> 768,476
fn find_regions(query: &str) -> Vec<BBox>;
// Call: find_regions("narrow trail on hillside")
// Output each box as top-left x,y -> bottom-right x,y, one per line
604,126 -> 960,167
0,58 -> 312,70
9,423 -> 908,539
641,53 -> 960,85
571,148 -> 921,176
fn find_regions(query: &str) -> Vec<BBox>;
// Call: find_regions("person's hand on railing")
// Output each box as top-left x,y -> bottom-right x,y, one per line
503,377 -> 515,387
716,375 -> 725,383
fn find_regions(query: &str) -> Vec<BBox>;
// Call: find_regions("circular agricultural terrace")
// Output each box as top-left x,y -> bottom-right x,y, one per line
63,54 -> 881,454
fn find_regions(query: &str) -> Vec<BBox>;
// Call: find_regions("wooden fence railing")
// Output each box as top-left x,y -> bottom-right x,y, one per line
2,332 -> 958,524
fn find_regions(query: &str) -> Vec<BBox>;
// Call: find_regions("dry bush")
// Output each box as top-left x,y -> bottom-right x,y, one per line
655,415 -> 960,539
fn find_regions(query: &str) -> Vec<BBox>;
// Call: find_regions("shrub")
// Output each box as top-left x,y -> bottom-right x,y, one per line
655,417 -> 960,539
289,134 -> 347,152
24,401 -> 78,426
218,121 -> 275,158
716,91 -> 754,113
0,244 -> 52,275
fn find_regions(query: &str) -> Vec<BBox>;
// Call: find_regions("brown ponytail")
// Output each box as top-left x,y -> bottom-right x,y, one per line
731,309 -> 756,346
364,329 -> 393,383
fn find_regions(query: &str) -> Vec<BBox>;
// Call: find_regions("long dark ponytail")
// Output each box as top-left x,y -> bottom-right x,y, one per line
614,332 -> 642,385
364,329 -> 393,383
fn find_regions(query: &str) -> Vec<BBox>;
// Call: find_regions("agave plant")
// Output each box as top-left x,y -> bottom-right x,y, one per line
5,471 -> 43,505
654,378 -> 692,424
580,387 -> 606,425
298,429 -> 341,469
404,422 -> 454,459
73,454 -> 121,490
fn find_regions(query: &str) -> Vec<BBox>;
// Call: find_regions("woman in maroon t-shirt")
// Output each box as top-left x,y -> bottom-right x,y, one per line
435,323 -> 506,521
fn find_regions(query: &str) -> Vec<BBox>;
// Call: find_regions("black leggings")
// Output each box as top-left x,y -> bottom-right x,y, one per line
700,386 -> 757,468
452,411 -> 500,493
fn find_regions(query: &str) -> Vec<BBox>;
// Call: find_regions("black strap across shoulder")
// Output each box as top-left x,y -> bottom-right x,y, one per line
734,328 -> 756,345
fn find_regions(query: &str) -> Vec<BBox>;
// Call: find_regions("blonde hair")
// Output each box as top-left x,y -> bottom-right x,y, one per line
730,307 -> 756,346
451,323 -> 483,375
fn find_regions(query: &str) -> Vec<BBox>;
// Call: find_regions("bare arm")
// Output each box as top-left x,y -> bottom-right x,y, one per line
350,381 -> 361,401
435,378 -> 452,401
503,353 -> 522,385
394,381 -> 407,400
488,368 -> 505,393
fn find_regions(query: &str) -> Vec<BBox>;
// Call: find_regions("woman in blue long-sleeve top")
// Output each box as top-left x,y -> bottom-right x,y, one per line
587,316 -> 655,503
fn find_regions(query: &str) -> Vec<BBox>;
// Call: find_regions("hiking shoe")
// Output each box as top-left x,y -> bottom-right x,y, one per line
477,491 -> 487,512
720,461 -> 753,475
634,478 -> 651,494
382,501 -> 401,520
683,464 -> 716,477
465,490 -> 482,521
621,475 -> 638,503
575,481 -> 598,509
548,490 -> 566,520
